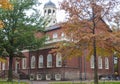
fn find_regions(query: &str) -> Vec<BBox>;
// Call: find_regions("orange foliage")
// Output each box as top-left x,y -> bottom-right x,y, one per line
0,0 -> 13,29
0,0 -> 12,10
53,0 -> 120,59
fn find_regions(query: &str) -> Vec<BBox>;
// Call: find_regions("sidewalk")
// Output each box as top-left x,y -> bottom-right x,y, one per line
20,80 -> 93,84
20,80 -> 120,84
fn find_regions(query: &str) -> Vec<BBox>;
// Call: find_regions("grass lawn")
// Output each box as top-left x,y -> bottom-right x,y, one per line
49,81 -> 120,84
0,81 -> 28,84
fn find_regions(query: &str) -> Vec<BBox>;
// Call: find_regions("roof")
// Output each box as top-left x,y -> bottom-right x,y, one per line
44,0 -> 56,8
45,24 -> 60,31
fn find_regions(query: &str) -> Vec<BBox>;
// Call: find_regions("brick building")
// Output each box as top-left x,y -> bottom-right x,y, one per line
0,0 -> 118,81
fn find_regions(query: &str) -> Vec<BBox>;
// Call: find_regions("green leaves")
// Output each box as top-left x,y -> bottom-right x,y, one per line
0,0 -> 46,56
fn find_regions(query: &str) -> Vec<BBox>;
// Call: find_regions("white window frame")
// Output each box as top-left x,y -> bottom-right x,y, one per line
36,74 -> 42,80
98,56 -> 102,69
38,55 -> 43,68
53,33 -> 58,39
56,52 -> 62,67
105,57 -> 109,69
46,36 -> 50,41
55,74 -> 61,80
2,63 -> 5,70
61,32 -> 65,38
46,74 -> 51,80
0,62 -> 1,70
31,56 -> 36,69
47,54 -> 52,68
90,55 -> 94,69
22,58 -> 27,69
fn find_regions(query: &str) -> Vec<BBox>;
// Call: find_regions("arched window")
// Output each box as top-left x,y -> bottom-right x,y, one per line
98,56 -> 102,69
47,54 -> 52,68
22,58 -> 27,69
53,10 -> 55,13
44,10 -> 46,13
61,32 -> 65,38
56,52 -> 62,67
48,9 -> 51,15
53,33 -> 58,39
53,10 -> 55,15
90,55 -> 94,68
38,55 -> 43,68
105,57 -> 109,69
31,56 -> 36,69
46,35 -> 50,41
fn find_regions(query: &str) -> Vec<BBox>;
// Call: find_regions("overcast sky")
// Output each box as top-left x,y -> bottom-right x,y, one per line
38,0 -> 66,23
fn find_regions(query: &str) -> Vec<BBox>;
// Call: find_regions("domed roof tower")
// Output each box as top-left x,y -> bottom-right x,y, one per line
44,0 -> 57,27
44,0 -> 56,8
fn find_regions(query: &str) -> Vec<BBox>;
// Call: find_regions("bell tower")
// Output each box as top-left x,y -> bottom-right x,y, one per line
44,0 -> 57,27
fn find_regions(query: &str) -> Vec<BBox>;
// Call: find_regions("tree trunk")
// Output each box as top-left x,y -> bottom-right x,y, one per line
8,55 -> 13,81
92,11 -> 98,83
93,37 -> 98,84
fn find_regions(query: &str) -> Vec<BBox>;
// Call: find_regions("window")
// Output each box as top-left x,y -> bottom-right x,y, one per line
53,33 -> 58,39
56,52 -> 62,67
31,56 -> 36,69
53,10 -> 55,13
44,10 -> 46,13
30,74 -> 35,80
105,57 -> 109,69
2,63 -> 5,70
61,32 -> 65,37
36,74 -> 42,80
38,55 -> 43,68
53,20 -> 56,23
46,74 -> 51,80
47,54 -> 52,68
22,58 -> 27,69
90,55 -> 94,68
48,9 -> 51,15
0,62 -> 1,70
98,56 -> 102,69
46,36 -> 50,41
53,10 -> 55,15
55,74 -> 61,80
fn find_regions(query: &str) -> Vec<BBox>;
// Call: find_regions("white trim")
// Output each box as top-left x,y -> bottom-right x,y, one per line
45,37 -> 69,44
21,49 -> 29,53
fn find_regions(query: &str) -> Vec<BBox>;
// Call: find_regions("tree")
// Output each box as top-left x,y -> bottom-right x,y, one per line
0,0 -> 12,9
56,0 -> 120,84
0,0 -> 46,81
0,0 -> 13,63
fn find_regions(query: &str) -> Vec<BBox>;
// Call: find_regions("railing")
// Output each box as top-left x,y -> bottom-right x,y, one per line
0,70 -> 6,78
45,37 -> 69,44
0,70 -> 20,79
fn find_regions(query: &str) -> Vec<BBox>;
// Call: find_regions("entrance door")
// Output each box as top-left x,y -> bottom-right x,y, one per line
15,62 -> 19,73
